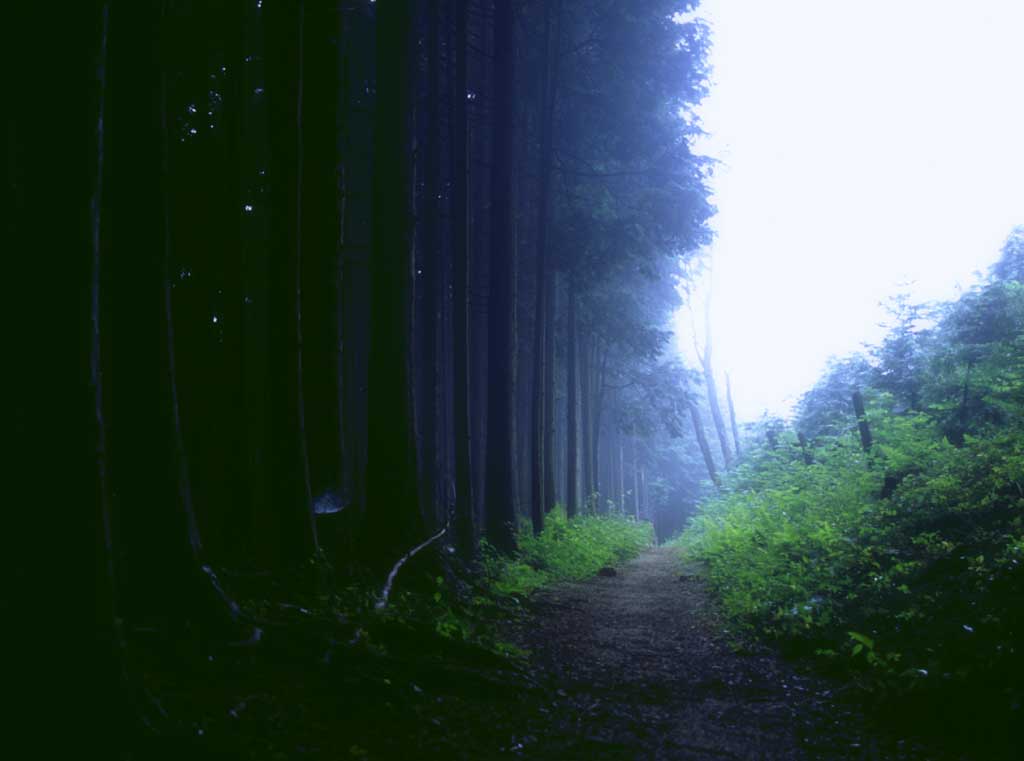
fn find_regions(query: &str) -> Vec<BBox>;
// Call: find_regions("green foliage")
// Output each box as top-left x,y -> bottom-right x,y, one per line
237,510 -> 652,661
683,269 -> 1024,723
483,507 -> 653,598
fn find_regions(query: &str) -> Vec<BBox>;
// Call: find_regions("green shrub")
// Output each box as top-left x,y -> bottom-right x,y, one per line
483,507 -> 653,598
683,409 -> 1024,703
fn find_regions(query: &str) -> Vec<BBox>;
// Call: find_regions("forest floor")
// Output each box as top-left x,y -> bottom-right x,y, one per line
132,547 -> 953,760
503,547 -> 939,761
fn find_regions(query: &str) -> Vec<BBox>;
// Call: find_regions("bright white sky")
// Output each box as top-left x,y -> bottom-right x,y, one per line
674,0 -> 1024,422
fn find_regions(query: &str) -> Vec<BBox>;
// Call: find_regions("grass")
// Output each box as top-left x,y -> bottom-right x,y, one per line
482,507 -> 654,598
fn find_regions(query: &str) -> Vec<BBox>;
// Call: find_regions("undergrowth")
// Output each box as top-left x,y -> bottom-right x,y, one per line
681,406 -> 1024,754
482,507 -> 654,598
235,506 -> 653,657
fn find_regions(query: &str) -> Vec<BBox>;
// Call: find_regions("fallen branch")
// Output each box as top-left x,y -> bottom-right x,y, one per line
375,525 -> 448,610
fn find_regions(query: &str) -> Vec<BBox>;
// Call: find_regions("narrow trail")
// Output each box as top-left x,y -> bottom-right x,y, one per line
131,548 -> 945,759
506,547 -> 930,760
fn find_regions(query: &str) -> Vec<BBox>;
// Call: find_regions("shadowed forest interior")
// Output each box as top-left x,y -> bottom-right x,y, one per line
8,1 -> 1024,759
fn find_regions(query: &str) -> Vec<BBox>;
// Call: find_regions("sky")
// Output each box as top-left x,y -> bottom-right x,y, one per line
674,0 -> 1024,422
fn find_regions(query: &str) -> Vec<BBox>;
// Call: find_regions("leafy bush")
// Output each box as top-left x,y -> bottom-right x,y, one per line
356,508 -> 652,653
683,395 -> 1024,751
483,507 -> 653,598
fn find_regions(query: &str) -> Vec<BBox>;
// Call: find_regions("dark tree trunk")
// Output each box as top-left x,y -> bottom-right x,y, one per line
484,0 -> 518,553
798,431 -> 813,465
591,343 -> 606,509
451,0 -> 475,558
640,466 -> 648,521
88,4 -> 133,748
947,362 -> 972,448
236,0 -> 273,563
161,50 -> 246,630
470,138 -> 489,529
300,0 -> 343,520
580,332 -> 593,509
726,372 -> 741,457
528,0 -> 558,536
632,433 -> 640,519
543,274 -> 557,513
339,4 -> 375,523
618,436 -> 625,513
852,389 -> 873,453
688,399 -> 721,488
419,0 -> 442,529
566,285 -> 579,518
699,325 -> 733,468
368,0 -> 423,566
264,0 -> 318,565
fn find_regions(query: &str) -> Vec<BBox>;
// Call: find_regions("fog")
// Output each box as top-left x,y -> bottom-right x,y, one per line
679,0 -> 1024,421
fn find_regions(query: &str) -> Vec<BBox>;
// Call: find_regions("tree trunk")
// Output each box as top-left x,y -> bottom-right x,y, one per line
566,285 -> 579,518
367,0 -> 423,567
484,0 -> 518,553
236,0 -> 273,563
89,5 -> 132,747
580,332 -> 593,510
339,5 -> 374,523
688,399 -> 720,488
543,274 -> 557,513
614,438 -> 622,514
798,431 -> 813,465
159,19 -> 247,630
699,322 -> 733,468
418,0 -> 442,529
632,433 -> 640,519
451,0 -> 474,558
528,0 -> 558,536
265,0 -> 318,565
591,343 -> 607,509
299,0 -> 343,524
726,372 -> 741,457
640,466 -> 648,521
852,389 -> 873,453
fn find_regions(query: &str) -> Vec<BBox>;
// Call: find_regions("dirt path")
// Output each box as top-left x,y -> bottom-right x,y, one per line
504,547 -> 929,761
133,547 -> 943,759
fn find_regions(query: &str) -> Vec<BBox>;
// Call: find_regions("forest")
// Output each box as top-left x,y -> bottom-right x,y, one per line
7,0 -> 1022,759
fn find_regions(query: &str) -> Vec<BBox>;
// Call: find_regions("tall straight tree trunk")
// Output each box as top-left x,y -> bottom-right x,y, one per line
529,0 -> 558,536
553,393 -> 564,505
451,0 -> 474,558
159,19 -> 246,631
591,343 -> 606,509
339,5 -> 374,522
484,0 -> 518,553
614,438 -> 622,514
688,399 -> 721,488
699,321 -> 732,468
540,0 -> 563,519
419,0 -> 442,529
89,5 -> 131,746
300,1 -> 343,521
726,371 -> 741,457
265,0 -> 318,565
852,389 -> 873,452
640,466 -> 647,521
580,333 -> 593,509
543,274 -> 557,512
470,143 -> 488,530
631,432 -> 640,519
566,285 -> 579,518
367,0 -> 423,566
238,0 -> 272,561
